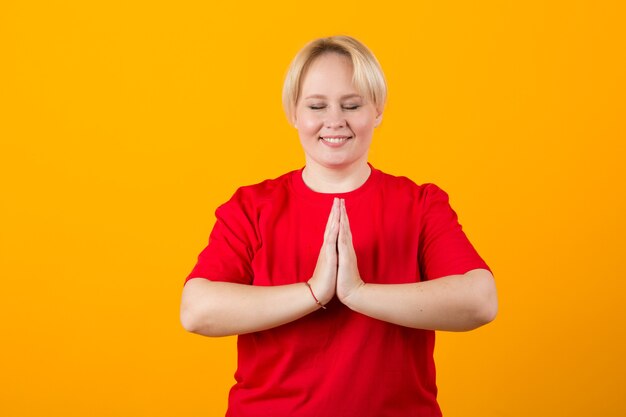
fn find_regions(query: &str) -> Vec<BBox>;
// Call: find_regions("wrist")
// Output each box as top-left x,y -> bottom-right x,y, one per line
305,280 -> 330,308
340,280 -> 366,310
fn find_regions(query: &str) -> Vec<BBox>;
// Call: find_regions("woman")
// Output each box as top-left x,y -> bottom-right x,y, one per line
181,35 -> 497,417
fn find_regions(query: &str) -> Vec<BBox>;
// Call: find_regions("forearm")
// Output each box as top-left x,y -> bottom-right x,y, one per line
180,278 -> 322,337
342,269 -> 498,332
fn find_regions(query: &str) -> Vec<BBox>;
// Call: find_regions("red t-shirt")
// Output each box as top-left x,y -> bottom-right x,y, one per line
187,166 -> 490,417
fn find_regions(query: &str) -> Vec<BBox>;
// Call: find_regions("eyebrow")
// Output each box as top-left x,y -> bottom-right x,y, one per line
303,94 -> 363,100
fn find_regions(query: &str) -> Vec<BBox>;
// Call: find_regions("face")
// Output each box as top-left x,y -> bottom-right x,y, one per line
293,53 -> 382,171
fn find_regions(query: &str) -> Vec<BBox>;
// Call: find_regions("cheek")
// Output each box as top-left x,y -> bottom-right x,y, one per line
350,115 -> 377,134
297,116 -> 323,135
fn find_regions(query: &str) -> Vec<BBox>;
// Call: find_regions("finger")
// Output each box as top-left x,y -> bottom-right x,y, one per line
323,198 -> 338,241
328,198 -> 341,240
338,202 -> 349,248
340,209 -> 357,263
338,220 -> 347,250
341,199 -> 351,233
324,202 -> 340,251
339,199 -> 352,242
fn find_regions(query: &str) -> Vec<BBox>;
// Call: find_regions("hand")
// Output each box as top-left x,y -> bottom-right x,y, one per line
336,199 -> 365,304
308,197 -> 340,306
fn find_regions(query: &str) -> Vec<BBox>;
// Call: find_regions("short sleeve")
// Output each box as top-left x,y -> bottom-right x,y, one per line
418,184 -> 490,280
185,189 -> 259,285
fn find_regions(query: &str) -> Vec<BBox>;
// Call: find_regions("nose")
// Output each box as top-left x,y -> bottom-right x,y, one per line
324,107 -> 346,129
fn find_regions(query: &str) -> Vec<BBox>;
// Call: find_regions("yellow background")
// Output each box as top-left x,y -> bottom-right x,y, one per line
1,1 -> 625,416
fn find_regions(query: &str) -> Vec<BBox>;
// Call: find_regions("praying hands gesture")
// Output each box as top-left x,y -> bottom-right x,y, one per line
307,197 -> 365,307
305,197 -> 497,331
181,198 -> 497,337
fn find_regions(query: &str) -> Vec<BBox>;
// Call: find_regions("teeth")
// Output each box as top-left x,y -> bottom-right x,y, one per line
321,137 -> 349,143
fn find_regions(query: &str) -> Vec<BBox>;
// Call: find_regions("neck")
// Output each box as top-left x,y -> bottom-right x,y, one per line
302,160 -> 372,193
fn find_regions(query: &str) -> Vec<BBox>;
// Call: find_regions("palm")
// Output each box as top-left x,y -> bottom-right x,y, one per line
308,198 -> 340,306
336,199 -> 364,302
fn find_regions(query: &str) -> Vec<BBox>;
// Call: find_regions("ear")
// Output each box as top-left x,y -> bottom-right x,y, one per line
290,109 -> 300,128
374,111 -> 383,127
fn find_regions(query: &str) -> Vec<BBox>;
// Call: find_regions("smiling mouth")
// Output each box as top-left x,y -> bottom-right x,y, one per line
319,136 -> 352,144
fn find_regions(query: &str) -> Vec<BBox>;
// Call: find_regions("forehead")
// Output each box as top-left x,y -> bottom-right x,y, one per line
300,53 -> 356,96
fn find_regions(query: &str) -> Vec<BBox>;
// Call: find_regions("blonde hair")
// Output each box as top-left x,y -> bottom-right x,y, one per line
282,36 -> 387,123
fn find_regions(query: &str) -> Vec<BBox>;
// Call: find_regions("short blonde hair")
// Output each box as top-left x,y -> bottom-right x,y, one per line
282,36 -> 387,123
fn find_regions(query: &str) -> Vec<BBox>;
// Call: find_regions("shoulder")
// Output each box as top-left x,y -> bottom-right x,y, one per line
218,170 -> 297,214
375,168 -> 449,203
232,170 -> 295,201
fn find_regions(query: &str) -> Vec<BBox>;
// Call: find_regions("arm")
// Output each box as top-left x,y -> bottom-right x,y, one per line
340,269 -> 497,332
181,279 -> 323,337
336,199 -> 498,332
180,198 -> 341,337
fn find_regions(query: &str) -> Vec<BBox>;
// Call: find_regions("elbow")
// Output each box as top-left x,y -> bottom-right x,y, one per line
461,296 -> 497,331
180,281 -> 224,337
180,301 -> 201,334
474,293 -> 498,327
467,269 -> 499,329
180,301 -> 225,336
